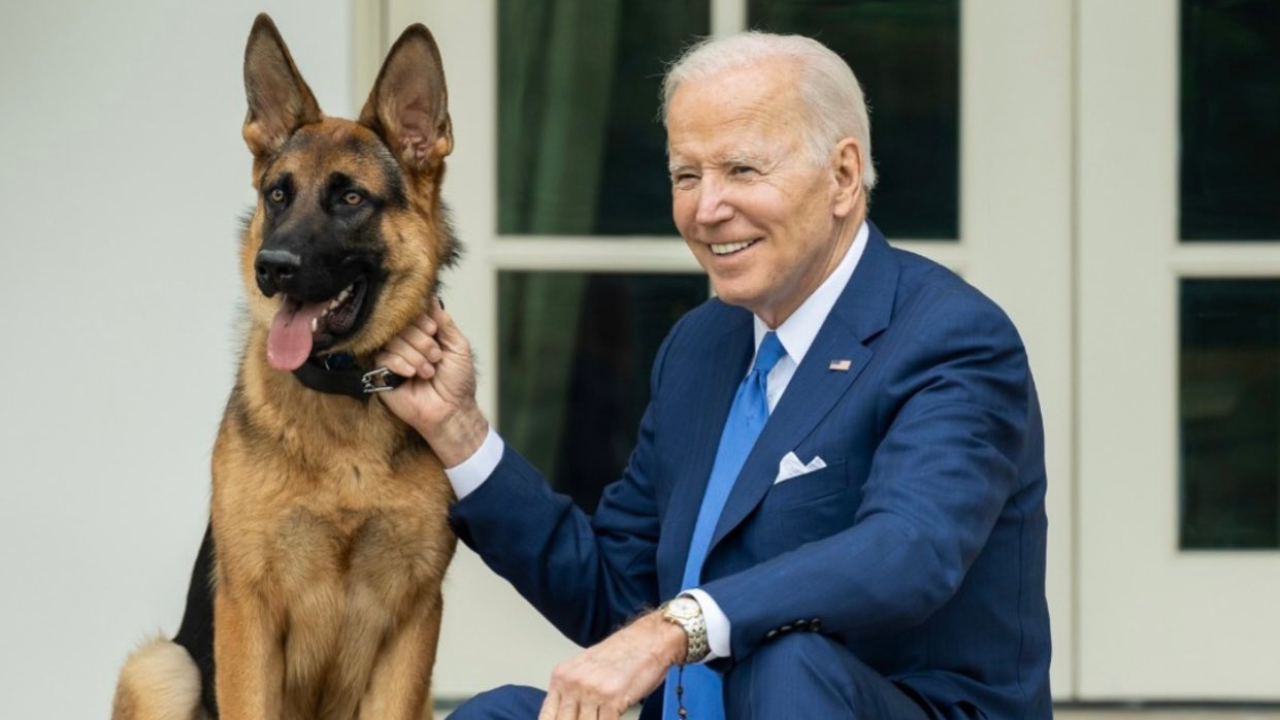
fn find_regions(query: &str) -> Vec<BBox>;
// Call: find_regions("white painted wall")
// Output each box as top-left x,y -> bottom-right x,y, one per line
0,2 -> 349,716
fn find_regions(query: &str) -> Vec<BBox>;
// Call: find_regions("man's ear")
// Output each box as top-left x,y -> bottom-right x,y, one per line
359,24 -> 453,173
831,138 -> 865,218
242,14 -> 323,160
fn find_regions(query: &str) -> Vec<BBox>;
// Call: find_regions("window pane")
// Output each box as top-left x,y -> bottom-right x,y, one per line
748,0 -> 960,239
1181,0 -> 1280,240
1180,279 -> 1280,549
499,272 -> 709,510
498,0 -> 709,236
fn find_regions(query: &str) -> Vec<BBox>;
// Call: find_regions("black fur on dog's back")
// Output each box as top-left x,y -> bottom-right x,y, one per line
172,524 -> 217,718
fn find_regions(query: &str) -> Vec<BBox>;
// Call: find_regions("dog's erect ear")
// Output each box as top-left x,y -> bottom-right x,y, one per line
359,24 -> 453,172
242,14 -> 322,159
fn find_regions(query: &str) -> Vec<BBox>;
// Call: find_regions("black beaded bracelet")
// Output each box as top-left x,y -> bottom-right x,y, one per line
674,665 -> 689,719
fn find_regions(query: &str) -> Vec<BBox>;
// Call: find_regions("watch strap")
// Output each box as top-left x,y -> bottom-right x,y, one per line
661,597 -> 710,664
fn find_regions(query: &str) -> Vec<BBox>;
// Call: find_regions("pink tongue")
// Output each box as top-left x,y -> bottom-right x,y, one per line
267,299 -> 329,371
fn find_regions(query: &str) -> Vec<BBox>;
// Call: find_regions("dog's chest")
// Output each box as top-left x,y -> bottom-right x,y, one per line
270,470 -> 443,598
276,499 -> 430,591
215,441 -> 453,603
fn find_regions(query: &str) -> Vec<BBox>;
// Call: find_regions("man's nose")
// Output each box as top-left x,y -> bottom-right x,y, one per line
694,179 -> 734,225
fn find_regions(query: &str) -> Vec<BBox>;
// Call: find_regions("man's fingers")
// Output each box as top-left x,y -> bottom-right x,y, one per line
584,696 -> 620,720
536,691 -> 560,720
413,312 -> 437,337
375,350 -> 418,379
399,325 -> 442,361
429,296 -> 469,353
555,696 -> 579,720
384,337 -> 428,371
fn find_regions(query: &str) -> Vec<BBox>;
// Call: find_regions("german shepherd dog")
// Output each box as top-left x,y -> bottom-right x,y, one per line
111,14 -> 458,720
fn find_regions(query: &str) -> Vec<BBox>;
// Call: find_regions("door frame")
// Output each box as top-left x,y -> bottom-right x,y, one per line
1076,0 -> 1280,700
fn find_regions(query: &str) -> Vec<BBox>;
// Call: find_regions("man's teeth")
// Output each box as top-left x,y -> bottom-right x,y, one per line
711,240 -> 756,256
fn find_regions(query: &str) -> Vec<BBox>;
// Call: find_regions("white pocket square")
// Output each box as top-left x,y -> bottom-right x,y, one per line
773,451 -> 827,485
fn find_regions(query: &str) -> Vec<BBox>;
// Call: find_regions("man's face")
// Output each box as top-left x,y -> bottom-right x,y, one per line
667,61 -> 858,327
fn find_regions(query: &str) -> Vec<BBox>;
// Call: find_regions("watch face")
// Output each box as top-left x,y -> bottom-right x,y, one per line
669,597 -> 700,619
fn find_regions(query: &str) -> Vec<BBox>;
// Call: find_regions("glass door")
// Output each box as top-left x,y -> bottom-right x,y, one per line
1077,0 -> 1280,699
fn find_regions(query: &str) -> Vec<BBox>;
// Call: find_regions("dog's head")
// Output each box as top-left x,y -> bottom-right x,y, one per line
239,14 -> 457,371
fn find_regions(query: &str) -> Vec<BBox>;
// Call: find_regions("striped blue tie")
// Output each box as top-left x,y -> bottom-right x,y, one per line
664,331 -> 787,720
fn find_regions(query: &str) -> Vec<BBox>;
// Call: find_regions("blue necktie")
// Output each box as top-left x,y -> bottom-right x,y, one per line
664,331 -> 787,720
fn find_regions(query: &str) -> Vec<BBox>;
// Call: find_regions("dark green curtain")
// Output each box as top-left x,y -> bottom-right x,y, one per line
499,0 -> 623,235
496,0 -> 708,484
499,0 -> 707,236
497,0 -> 622,479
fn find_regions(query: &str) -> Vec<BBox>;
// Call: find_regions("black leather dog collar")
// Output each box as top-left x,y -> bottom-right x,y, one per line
291,353 -> 406,401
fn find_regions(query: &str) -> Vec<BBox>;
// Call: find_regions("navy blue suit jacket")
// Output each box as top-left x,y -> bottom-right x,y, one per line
450,223 -> 1052,720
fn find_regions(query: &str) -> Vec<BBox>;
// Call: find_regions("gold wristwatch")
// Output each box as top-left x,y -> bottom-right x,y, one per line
660,595 -> 710,664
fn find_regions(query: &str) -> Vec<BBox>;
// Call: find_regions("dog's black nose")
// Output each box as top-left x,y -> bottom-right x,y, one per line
254,249 -> 302,297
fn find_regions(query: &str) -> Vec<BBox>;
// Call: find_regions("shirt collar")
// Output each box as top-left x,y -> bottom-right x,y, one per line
753,220 -> 869,365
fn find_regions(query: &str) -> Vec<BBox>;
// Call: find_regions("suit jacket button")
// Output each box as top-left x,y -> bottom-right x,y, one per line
794,619 -> 809,629
780,624 -> 792,633
765,630 -> 779,640
811,619 -> 822,631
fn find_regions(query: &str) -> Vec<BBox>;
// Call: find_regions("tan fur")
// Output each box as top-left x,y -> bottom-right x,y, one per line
112,639 -> 209,720
112,15 -> 458,720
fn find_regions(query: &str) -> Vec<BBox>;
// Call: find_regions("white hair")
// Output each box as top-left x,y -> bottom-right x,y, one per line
662,32 -> 877,191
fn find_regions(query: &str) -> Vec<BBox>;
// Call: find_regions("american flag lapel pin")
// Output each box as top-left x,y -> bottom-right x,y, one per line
829,359 -> 852,372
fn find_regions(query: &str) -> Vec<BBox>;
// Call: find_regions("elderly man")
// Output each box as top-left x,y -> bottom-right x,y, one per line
380,32 -> 1052,720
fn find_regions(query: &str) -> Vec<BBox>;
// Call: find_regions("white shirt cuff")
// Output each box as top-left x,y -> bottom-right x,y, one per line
443,425 -> 504,500
682,589 -> 731,661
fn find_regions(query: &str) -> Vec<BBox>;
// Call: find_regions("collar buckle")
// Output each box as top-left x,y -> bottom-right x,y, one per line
361,367 -> 404,394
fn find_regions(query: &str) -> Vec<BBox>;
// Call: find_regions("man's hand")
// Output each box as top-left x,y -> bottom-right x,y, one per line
375,298 -> 488,467
539,611 -> 687,720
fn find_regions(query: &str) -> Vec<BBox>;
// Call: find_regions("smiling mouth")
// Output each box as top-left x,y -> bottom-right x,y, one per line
710,239 -> 760,256
266,278 -> 370,371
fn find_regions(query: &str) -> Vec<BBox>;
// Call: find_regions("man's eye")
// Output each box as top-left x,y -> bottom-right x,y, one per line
268,188 -> 286,203
342,191 -> 364,206
673,173 -> 698,185
730,165 -> 758,176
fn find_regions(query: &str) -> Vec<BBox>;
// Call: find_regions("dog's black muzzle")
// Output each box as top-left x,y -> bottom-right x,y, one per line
253,243 -> 372,302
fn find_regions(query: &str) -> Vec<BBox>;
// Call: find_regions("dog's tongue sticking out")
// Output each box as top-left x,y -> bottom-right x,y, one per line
267,298 -> 328,371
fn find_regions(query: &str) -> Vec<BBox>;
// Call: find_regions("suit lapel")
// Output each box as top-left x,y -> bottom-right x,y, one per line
707,224 -> 900,555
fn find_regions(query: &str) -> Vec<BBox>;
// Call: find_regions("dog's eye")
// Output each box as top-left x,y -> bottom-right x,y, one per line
342,191 -> 364,206
268,188 -> 286,203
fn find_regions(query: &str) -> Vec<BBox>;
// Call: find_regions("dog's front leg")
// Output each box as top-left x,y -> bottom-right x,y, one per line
358,590 -> 443,720
215,589 -> 284,720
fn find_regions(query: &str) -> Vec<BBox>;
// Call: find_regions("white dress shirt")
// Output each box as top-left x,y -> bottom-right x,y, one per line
445,221 -> 870,661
